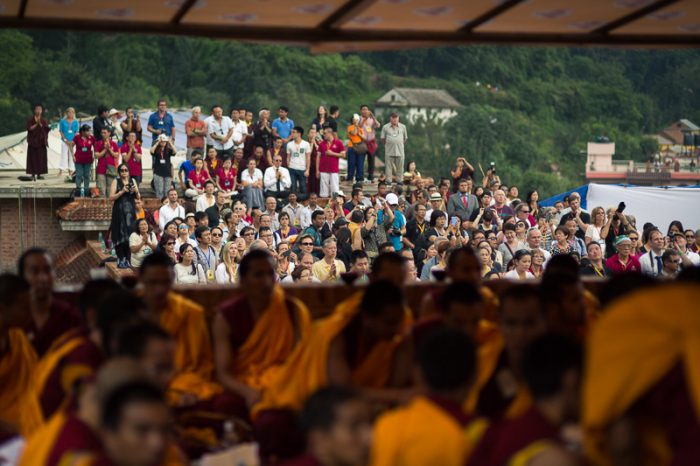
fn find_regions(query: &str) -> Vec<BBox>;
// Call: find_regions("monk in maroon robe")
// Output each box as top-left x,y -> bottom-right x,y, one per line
18,248 -> 83,357
25,104 -> 50,179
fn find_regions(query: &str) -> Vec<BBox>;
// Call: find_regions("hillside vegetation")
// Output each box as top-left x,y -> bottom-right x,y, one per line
2,30 -> 698,195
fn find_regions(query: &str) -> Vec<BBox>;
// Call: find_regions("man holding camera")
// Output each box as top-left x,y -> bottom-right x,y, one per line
558,192 -> 590,240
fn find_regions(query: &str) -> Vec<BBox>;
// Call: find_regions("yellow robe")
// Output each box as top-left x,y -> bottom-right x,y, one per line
480,286 -> 500,323
371,396 -> 488,466
160,292 -> 222,402
465,326 -> 532,419
583,283 -> 700,466
253,291 -> 412,416
232,286 -> 311,391
0,329 -> 42,436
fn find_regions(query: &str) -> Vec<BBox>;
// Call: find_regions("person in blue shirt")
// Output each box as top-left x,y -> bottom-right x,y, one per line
272,106 -> 295,144
146,99 -> 175,146
384,193 -> 406,251
178,149 -> 201,194
58,107 -> 79,178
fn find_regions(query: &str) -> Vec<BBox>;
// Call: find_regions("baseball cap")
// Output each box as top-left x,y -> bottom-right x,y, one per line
108,108 -> 119,116
185,212 -> 195,219
334,217 -> 350,228
385,193 -> 399,205
429,193 -> 442,201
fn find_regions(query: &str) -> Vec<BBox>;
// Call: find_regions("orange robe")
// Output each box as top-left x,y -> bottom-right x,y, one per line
464,327 -> 532,419
253,291 -> 413,416
160,292 -> 222,402
0,329 -> 42,436
583,283 -> 700,466
221,285 -> 311,391
371,395 -> 488,466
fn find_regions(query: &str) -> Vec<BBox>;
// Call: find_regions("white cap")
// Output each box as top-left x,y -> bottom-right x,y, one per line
108,108 -> 119,116
385,193 -> 399,205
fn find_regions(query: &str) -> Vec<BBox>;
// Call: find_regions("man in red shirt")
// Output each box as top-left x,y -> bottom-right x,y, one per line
94,127 -> 119,197
120,131 -> 142,184
316,127 -> 345,198
185,106 -> 207,161
72,124 -> 96,196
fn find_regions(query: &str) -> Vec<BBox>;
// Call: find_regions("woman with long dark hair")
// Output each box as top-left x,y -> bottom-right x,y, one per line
109,163 -> 139,268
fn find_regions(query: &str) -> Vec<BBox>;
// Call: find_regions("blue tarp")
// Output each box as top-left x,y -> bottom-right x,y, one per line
540,185 -> 590,210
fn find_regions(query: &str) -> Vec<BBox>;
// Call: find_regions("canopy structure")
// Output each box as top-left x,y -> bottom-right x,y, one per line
0,0 -> 698,52
541,183 -> 700,231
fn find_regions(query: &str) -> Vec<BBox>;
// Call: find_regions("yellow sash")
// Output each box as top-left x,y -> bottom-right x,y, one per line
234,285 -> 311,390
18,411 -> 67,466
0,329 -> 42,435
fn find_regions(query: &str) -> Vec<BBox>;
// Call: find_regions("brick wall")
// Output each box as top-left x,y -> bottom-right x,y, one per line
0,197 -> 85,272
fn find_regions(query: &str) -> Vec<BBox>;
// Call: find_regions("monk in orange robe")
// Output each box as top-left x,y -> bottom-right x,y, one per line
466,284 -> 546,420
419,247 -> 499,322
18,248 -> 83,357
0,274 -> 42,438
253,280 -> 413,463
139,253 -> 222,408
372,328 -> 488,466
32,282 -> 140,422
583,283 -> 700,466
469,333 -> 582,466
213,250 -> 311,414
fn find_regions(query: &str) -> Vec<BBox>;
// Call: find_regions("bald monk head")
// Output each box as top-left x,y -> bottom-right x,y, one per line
522,333 -> 583,426
17,247 -> 54,303
139,252 -> 175,312
370,252 -> 407,288
499,284 -> 546,374
95,290 -> 148,357
0,273 -> 31,331
418,327 -> 476,403
100,380 -> 170,466
301,387 -> 372,466
238,248 -> 276,305
446,247 -> 481,285
360,280 -> 405,342
540,273 -> 586,339
439,282 -> 484,339
115,322 -> 175,390
79,278 -> 124,330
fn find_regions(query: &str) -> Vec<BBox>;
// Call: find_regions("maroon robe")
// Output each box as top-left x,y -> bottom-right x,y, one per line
280,454 -> 324,466
46,414 -> 102,466
26,116 -> 50,175
24,298 -> 84,357
38,328 -> 103,420
307,143 -> 319,195
471,406 -> 560,466
636,363 -> 700,466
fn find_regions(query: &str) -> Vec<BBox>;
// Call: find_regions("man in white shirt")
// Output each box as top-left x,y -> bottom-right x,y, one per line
281,192 -> 304,230
526,227 -> 552,264
158,188 -> 185,231
264,154 -> 292,202
671,232 -> 700,268
230,108 -> 248,151
640,228 -> 666,276
205,105 -> 234,160
300,192 -> 323,229
286,126 -> 311,199
195,180 -> 217,212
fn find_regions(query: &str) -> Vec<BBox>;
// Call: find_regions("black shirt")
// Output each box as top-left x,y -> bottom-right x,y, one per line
152,145 -> 173,177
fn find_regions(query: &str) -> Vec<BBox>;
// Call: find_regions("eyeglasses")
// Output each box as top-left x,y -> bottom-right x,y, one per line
119,169 -> 129,173
686,235 -> 695,239
628,237 -> 638,241
212,233 -> 222,237
301,242 -> 314,246
244,232 -> 255,236
520,210 -> 530,213
166,242 -> 175,245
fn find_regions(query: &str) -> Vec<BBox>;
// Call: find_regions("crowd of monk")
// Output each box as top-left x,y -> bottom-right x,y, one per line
0,246 -> 698,466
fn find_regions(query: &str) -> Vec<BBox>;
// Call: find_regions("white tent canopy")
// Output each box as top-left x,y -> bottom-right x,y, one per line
585,183 -> 700,233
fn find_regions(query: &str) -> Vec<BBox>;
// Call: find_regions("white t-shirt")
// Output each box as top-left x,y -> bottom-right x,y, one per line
504,269 -> 535,280
174,262 -> 207,284
241,168 -> 263,186
128,232 -> 157,268
205,115 -> 234,150
286,139 -> 311,171
231,120 -> 248,149
196,194 -> 216,212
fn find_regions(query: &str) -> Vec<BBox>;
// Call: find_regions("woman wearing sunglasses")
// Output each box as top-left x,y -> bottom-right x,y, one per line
156,233 -> 178,264
109,163 -> 140,269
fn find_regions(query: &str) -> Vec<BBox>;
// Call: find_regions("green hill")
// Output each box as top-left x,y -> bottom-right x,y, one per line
1,30 -> 698,196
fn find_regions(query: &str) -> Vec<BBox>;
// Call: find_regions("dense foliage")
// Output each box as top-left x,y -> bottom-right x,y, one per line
2,30 -> 698,196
